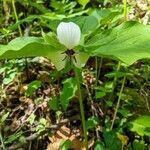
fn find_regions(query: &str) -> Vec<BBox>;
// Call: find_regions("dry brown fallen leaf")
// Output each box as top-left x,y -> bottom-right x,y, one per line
47,126 -> 94,150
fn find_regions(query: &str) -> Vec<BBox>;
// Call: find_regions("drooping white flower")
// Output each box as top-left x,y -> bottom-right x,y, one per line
57,22 -> 81,49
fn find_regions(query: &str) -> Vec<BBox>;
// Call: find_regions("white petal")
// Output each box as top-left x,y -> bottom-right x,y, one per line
57,22 -> 81,49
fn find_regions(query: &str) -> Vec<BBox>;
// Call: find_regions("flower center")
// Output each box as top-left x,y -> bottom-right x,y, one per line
65,49 -> 75,56
62,49 -> 76,63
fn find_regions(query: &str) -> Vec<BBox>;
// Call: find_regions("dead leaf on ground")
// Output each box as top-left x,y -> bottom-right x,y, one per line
47,126 -> 93,150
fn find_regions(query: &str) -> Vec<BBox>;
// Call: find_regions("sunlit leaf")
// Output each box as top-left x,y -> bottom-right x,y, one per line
25,80 -> 42,96
130,116 -> 150,136
27,113 -> 36,125
91,9 -> 122,25
77,0 -> 90,7
94,140 -> 105,150
85,21 -> 150,65
0,37 -> 66,70
60,78 -> 77,111
86,116 -> 99,130
3,71 -> 16,85
1,112 -> 9,123
71,16 -> 99,34
74,51 -> 89,68
60,139 -> 72,150
4,131 -> 23,144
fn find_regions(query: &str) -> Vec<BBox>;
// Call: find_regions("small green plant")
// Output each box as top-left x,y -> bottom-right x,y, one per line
25,80 -> 42,97
36,118 -> 47,134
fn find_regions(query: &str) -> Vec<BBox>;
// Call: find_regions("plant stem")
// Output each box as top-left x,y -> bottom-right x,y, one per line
74,67 -> 88,150
108,61 -> 121,102
123,0 -> 127,20
110,76 -> 126,130
95,57 -> 103,101
112,61 -> 121,93
97,57 -> 103,81
0,128 -> 6,150
95,56 -> 98,81
11,0 -> 23,36
95,56 -> 98,100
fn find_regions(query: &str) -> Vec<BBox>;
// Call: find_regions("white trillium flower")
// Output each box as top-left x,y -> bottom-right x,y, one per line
54,21 -> 88,71
57,22 -> 81,49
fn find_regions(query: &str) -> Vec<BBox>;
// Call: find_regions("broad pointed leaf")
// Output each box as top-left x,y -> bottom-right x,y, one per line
70,16 -> 99,34
85,21 -> 150,65
60,78 -> 77,111
0,37 -> 66,70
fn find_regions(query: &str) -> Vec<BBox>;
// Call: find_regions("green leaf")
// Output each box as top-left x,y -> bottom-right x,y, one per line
4,131 -> 23,144
39,118 -> 47,125
132,140 -> 145,150
85,21 -> 150,65
77,0 -> 90,7
44,15 -> 99,35
60,139 -> 72,150
0,67 -> 6,74
25,80 -> 42,96
74,51 -> 89,68
60,78 -> 77,111
3,71 -> 16,85
86,116 -> 99,130
70,16 -> 99,34
0,36 -> 89,70
94,140 -> 106,150
130,116 -> 150,136
0,37 -> 66,70
91,9 -> 121,25
103,130 -> 122,150
1,112 -> 9,123
42,31 -> 65,49
96,91 -> 106,99
48,97 -> 59,111
27,113 -> 36,125
19,135 -> 26,144
36,118 -> 47,134
105,71 -> 126,78
118,109 -> 131,117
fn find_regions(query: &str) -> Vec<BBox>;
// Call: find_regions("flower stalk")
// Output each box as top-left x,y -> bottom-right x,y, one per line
74,67 -> 88,150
